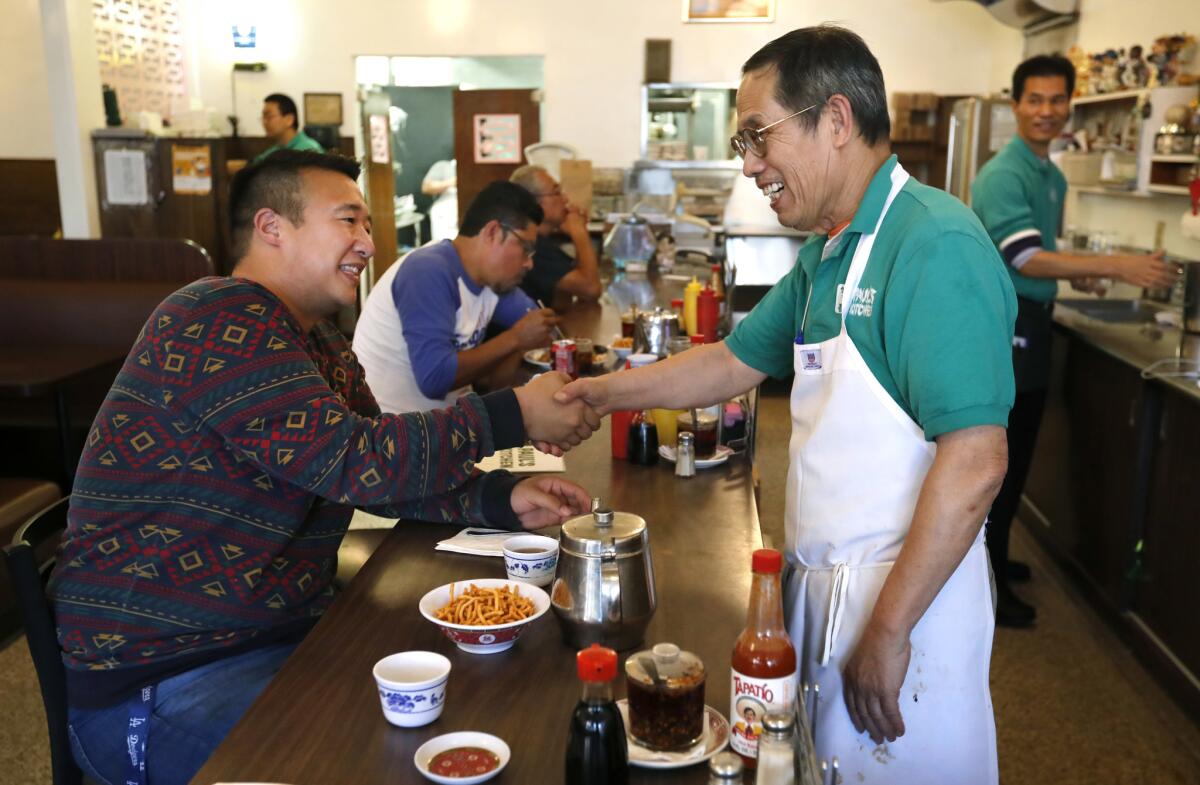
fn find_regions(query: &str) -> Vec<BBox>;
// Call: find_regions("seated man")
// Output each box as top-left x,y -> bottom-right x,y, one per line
51,150 -> 596,785
510,165 -> 603,307
254,92 -> 324,163
353,181 -> 560,414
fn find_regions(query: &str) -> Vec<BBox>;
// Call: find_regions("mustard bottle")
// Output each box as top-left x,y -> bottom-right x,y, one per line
683,276 -> 702,336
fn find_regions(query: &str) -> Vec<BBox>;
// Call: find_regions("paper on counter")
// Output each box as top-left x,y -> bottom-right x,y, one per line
474,445 -> 565,474
347,510 -> 399,531
435,527 -> 515,557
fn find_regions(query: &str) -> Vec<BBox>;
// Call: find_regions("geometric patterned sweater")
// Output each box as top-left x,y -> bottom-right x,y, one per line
48,278 -> 527,707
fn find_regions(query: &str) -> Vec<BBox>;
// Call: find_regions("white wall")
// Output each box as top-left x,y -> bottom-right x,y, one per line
182,0 -> 1023,167
1075,0 -> 1196,53
0,0 -> 54,158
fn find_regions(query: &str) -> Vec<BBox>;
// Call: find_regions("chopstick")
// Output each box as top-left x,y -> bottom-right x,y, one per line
536,298 -> 567,341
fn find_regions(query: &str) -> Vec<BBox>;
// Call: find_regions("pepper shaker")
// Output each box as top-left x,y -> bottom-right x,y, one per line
675,432 -> 696,477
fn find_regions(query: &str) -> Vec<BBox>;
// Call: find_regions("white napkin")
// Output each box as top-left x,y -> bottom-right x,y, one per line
347,510 -> 399,531
434,527 -> 515,557
474,446 -> 565,473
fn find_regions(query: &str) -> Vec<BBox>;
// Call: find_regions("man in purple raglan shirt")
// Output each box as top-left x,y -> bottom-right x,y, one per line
50,150 -> 598,785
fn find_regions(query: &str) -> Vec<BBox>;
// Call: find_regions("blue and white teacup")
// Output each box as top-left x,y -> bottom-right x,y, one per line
372,651 -> 451,728
502,534 -> 559,588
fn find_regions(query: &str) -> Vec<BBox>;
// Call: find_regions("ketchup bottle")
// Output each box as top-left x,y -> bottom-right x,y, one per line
565,644 -> 629,785
730,548 -> 797,769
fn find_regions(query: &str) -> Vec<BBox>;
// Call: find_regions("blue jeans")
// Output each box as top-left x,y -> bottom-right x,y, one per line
67,641 -> 298,785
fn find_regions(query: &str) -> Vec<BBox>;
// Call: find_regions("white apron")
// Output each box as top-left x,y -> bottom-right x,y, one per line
784,164 -> 998,784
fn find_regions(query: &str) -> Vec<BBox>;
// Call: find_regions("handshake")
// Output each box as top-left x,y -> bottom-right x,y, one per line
513,371 -> 608,455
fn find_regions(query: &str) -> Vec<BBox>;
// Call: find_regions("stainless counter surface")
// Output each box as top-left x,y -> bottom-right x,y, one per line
1052,300 -> 1200,404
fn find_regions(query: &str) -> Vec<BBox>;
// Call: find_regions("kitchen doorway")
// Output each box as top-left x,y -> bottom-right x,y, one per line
354,55 -> 544,253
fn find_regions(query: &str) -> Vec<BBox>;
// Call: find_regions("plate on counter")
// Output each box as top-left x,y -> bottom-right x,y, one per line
657,444 -> 734,469
523,345 -> 609,371
616,699 -> 729,770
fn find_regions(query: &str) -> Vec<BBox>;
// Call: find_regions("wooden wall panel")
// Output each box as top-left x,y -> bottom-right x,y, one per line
0,159 -> 60,237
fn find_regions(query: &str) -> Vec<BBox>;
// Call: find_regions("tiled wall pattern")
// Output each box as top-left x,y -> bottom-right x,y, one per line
92,0 -> 187,119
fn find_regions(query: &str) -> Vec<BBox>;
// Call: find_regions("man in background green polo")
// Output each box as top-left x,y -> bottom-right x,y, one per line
971,54 -> 1178,628
255,93 -> 324,163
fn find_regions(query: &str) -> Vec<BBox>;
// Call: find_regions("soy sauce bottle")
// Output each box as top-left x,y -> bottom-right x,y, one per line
566,644 -> 629,785
627,410 -> 659,466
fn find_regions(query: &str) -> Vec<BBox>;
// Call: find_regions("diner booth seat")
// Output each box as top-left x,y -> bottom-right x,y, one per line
0,478 -> 60,638
3,497 -> 90,785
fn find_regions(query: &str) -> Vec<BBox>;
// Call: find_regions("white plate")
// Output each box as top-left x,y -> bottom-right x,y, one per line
414,731 -> 510,784
616,700 -> 730,770
657,444 -> 734,469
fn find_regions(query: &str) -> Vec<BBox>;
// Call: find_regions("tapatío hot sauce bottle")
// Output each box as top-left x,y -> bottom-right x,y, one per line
565,643 -> 629,785
730,548 -> 798,769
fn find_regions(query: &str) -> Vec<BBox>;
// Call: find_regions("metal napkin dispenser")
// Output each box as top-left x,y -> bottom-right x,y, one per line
551,501 -> 657,650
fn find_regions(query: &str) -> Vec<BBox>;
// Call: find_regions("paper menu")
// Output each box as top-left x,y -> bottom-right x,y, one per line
474,446 -> 565,474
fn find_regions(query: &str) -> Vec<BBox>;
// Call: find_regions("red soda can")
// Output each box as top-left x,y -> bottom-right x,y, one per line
552,339 -> 578,379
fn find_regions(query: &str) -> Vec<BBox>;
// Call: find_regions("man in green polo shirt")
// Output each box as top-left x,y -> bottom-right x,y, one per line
557,25 -> 1014,784
255,93 -> 324,163
971,55 -> 1177,628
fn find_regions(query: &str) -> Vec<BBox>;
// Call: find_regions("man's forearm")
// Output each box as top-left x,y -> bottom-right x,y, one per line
866,425 -> 1007,639
452,332 -> 521,389
1019,249 -> 1118,280
558,232 -> 602,300
602,341 -> 765,413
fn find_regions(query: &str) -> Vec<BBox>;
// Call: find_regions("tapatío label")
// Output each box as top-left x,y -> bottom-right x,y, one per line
729,669 -> 797,759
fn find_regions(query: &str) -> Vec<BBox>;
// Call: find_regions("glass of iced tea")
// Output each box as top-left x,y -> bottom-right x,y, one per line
574,338 -> 594,371
676,407 -> 720,460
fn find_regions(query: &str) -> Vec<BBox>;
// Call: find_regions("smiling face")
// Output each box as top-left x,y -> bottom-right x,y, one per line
736,68 -> 836,233
276,168 -> 374,323
1013,75 -> 1070,154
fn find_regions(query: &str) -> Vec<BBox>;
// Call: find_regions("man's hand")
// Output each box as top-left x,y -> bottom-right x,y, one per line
515,372 -> 601,451
561,206 -> 589,241
510,308 -> 560,351
554,376 -> 615,416
1069,277 -> 1107,295
1112,250 -> 1180,290
511,476 -> 592,529
842,621 -> 911,744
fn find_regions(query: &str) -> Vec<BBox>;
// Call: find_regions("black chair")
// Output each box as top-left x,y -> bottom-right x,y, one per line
3,497 -> 84,785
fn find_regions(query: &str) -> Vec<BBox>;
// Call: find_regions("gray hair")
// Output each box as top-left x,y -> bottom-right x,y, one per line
510,165 -> 551,195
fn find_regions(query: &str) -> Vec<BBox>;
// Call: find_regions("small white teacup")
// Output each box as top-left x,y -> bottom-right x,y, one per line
373,651 -> 451,728
502,534 -> 559,587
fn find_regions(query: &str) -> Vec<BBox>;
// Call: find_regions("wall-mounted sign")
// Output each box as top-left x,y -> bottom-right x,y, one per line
683,0 -> 775,23
172,144 -> 212,195
369,114 -> 390,164
473,114 -> 522,164
232,25 -> 256,48
103,149 -> 149,206
304,93 -> 343,126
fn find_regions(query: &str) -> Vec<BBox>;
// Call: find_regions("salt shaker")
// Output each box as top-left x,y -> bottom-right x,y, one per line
756,712 -> 796,785
675,432 -> 696,477
707,751 -> 744,784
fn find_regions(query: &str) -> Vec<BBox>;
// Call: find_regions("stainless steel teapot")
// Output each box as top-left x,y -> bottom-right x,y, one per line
633,307 -> 682,358
551,500 -> 656,650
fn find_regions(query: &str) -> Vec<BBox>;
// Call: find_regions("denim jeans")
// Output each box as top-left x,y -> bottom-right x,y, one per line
67,641 -> 298,785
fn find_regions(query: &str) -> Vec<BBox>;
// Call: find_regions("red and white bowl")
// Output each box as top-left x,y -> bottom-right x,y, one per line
418,578 -> 551,654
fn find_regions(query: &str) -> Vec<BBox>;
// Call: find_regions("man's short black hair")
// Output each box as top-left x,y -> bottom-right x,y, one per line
228,150 -> 361,261
459,181 -> 544,237
265,93 -> 300,130
742,25 -> 890,147
1012,55 -> 1075,102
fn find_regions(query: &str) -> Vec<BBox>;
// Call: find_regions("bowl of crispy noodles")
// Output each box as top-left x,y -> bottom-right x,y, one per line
418,578 -> 551,654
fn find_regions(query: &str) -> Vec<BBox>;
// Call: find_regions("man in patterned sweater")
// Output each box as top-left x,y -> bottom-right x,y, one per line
50,150 -> 596,785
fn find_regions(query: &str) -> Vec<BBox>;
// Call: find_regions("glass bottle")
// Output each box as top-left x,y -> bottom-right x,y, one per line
627,410 -> 659,466
566,644 -> 629,785
708,750 -> 745,784
730,549 -> 797,769
755,712 -> 796,785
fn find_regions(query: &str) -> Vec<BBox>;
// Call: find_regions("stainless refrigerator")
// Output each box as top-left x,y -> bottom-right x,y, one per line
945,97 -> 1017,206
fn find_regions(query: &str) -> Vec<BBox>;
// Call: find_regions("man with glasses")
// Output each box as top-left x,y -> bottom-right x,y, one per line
354,181 -> 560,413
510,165 -> 603,307
971,55 -> 1178,628
556,25 -> 1016,783
254,93 -> 324,163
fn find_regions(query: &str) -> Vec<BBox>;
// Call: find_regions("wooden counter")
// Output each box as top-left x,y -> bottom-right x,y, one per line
191,288 -> 763,784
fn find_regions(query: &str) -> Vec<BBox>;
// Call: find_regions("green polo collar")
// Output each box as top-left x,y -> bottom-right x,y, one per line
1011,135 -> 1050,168
846,154 -> 900,237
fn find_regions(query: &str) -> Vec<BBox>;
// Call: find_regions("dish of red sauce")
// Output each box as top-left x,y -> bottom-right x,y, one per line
429,746 -> 500,777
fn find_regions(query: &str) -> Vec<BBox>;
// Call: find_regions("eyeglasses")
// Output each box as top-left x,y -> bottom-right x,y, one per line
533,186 -> 563,199
730,104 -> 820,158
499,223 -> 537,258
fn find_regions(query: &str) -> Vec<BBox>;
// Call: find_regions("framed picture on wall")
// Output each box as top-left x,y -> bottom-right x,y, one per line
304,93 -> 343,126
682,0 -> 775,23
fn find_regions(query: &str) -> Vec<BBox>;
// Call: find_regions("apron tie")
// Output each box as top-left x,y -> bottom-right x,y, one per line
820,561 -> 850,666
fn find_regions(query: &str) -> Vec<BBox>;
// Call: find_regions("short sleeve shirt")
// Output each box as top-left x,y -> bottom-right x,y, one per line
971,136 -> 1066,303
519,236 -> 577,305
254,131 -> 325,163
726,156 -> 1017,440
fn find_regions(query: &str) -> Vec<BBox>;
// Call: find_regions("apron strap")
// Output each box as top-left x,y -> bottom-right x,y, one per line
125,683 -> 154,785
819,562 -> 851,667
839,165 -> 910,328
